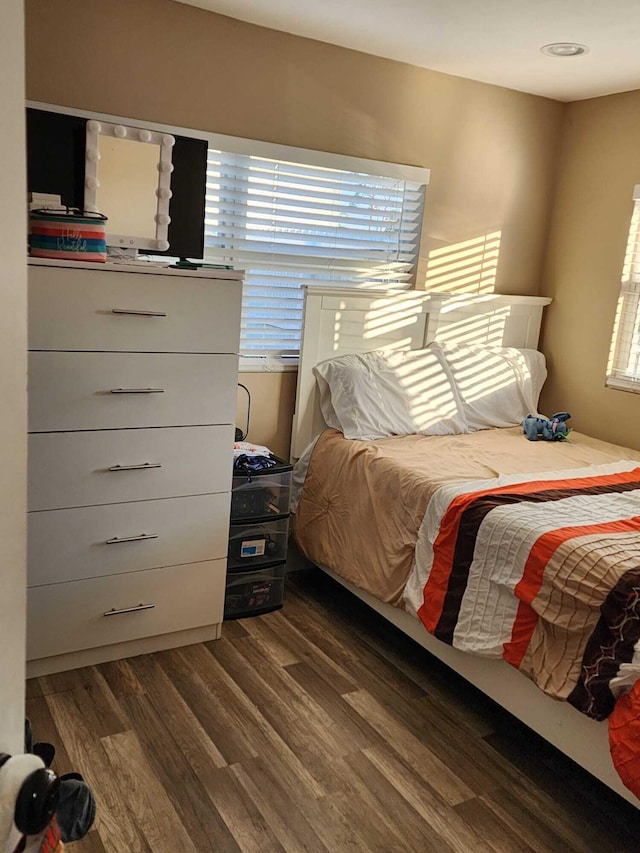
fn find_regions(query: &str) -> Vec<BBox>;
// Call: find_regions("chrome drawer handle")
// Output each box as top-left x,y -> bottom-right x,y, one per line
111,308 -> 167,317
103,603 -> 156,617
105,533 -> 158,545
110,388 -> 165,394
108,462 -> 162,472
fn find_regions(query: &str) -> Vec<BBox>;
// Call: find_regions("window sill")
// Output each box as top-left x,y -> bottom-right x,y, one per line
239,358 -> 298,374
606,375 -> 640,394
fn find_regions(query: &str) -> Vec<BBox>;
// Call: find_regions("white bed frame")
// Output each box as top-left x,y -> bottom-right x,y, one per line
291,285 -> 637,807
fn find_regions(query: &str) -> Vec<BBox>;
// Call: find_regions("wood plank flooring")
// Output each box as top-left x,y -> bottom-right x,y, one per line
26,568 -> 640,852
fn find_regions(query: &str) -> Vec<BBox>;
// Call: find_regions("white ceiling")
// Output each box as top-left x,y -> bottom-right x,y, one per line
176,0 -> 640,102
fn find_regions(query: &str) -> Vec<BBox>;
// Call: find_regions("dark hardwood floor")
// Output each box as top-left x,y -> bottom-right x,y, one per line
26,569 -> 640,852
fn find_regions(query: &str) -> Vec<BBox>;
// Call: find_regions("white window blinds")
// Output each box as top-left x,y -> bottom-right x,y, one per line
607,185 -> 640,392
203,150 -> 428,363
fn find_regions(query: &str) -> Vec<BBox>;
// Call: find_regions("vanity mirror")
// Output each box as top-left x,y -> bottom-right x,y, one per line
84,120 -> 175,253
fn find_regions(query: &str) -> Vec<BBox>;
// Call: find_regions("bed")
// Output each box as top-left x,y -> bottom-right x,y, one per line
290,285 -> 640,807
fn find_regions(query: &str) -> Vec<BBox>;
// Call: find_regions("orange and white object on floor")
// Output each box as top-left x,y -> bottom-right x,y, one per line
11,818 -> 65,853
609,679 -> 640,801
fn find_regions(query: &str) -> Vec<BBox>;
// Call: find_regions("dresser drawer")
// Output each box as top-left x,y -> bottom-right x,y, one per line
28,493 -> 230,586
28,352 -> 237,432
28,425 -> 233,511
27,559 -> 227,660
29,264 -> 242,354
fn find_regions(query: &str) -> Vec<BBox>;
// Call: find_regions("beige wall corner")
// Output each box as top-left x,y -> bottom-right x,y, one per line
540,90 -> 640,451
1,0 -> 27,754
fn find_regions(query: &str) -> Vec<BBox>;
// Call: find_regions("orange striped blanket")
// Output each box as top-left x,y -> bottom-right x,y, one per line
403,462 -> 640,720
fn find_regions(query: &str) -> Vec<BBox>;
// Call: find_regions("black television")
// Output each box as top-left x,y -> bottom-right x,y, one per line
26,107 -> 207,260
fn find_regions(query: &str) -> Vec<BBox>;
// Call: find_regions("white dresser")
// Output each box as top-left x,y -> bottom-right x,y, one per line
26,259 -> 243,676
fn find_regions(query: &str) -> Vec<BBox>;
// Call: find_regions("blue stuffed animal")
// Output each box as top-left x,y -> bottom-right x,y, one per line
523,412 -> 571,441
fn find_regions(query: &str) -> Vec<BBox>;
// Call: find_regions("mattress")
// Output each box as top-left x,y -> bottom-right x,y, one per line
294,426 -> 640,603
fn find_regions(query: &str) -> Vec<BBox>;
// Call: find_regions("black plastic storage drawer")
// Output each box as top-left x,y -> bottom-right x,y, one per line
224,563 -> 285,619
228,515 -> 289,570
231,457 -> 293,521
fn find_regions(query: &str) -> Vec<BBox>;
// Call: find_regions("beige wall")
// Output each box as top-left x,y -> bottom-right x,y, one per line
25,0 -> 563,457
540,90 -> 640,451
1,0 -> 27,754
235,372 -> 297,460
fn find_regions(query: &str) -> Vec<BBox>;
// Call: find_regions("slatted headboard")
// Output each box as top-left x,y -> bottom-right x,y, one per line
290,287 -> 551,459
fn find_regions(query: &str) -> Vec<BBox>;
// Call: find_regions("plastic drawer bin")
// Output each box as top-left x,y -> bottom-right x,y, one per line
231,464 -> 292,521
224,563 -> 285,619
228,516 -> 289,570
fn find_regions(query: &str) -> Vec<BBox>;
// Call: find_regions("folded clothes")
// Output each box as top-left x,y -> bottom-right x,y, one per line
233,440 -> 273,458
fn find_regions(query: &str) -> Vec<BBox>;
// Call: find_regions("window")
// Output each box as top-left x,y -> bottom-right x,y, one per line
607,185 -> 640,391
203,148 -> 429,368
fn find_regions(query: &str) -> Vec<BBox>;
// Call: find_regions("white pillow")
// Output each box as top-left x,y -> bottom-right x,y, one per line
429,342 -> 547,430
313,348 -> 467,440
313,370 -> 344,432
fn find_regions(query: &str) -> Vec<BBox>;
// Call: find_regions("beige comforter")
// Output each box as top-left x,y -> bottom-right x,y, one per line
294,427 -> 640,607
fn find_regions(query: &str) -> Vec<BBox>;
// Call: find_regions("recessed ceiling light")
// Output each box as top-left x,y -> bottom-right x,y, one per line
540,43 -> 589,57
